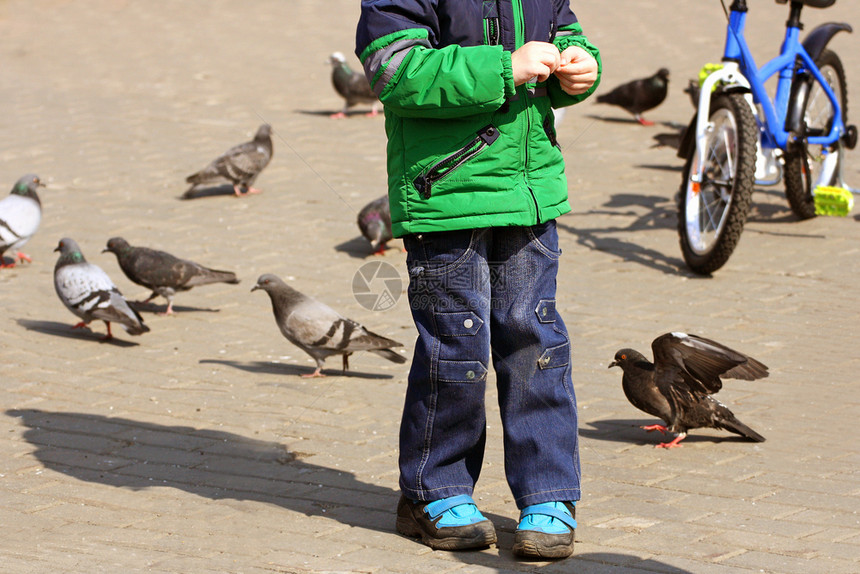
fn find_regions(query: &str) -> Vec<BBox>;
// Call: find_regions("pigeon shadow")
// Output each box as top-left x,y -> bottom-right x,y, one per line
129,301 -> 221,315
558,193 -> 693,276
334,236 -> 401,259
16,319 -> 141,347
178,184 -> 240,200
334,235 -> 375,259
199,358 -> 394,380
580,418 -> 755,447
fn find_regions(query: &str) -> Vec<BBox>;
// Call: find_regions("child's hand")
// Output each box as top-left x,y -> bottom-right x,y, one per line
511,41 -> 561,86
554,46 -> 598,95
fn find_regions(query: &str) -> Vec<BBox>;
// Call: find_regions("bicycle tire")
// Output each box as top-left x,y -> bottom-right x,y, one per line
678,93 -> 758,275
784,49 -> 848,220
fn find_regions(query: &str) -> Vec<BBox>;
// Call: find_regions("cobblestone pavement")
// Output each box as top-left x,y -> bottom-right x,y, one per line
1,2 -> 858,573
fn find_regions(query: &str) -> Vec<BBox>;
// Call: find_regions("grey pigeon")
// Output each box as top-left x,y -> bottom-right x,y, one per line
596,68 -> 670,125
328,52 -> 380,119
357,195 -> 393,255
103,237 -> 240,315
252,273 -> 406,377
53,238 -> 149,340
0,174 -> 44,268
608,332 -> 767,448
183,124 -> 273,198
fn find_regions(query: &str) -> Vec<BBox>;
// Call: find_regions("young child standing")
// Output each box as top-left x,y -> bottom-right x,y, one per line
356,1 -> 600,559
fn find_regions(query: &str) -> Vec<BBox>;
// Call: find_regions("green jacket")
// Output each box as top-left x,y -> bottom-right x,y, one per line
356,1 -> 601,237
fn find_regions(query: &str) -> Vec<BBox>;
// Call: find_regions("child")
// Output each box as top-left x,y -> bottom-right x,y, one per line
356,1 -> 600,559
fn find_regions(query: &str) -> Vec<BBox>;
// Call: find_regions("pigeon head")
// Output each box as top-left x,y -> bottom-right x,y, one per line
54,237 -> 86,264
254,124 -> 272,141
328,52 -> 347,66
102,237 -> 131,255
11,174 -> 44,199
608,348 -> 649,371
656,68 -> 670,81
251,273 -> 286,293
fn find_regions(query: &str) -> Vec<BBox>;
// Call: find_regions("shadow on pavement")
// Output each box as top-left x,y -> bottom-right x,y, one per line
199,358 -> 394,380
558,193 -> 691,276
8,409 -> 696,572
16,319 -> 140,347
580,418 -> 756,447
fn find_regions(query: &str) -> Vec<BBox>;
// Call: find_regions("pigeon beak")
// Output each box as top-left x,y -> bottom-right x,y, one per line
608,361 -> 619,369
250,284 -> 260,292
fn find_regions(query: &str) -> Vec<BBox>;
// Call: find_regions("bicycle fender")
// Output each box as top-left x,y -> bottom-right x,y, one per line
803,22 -> 852,61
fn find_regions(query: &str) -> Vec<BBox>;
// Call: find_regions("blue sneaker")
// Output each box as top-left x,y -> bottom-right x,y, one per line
396,494 -> 497,550
512,501 -> 577,559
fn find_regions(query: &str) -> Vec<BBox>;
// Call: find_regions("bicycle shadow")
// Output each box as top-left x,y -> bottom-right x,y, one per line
558,193 -> 691,276
7,409 -> 697,571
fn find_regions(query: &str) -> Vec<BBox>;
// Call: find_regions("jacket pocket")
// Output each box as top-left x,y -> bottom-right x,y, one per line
413,124 -> 500,199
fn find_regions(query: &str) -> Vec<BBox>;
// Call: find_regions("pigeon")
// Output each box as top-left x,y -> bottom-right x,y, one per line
328,52 -> 380,119
183,124 -> 273,198
357,195 -> 393,255
596,68 -> 670,126
102,237 -> 240,315
0,174 -> 44,268
251,273 -> 406,377
53,238 -> 149,340
608,332 -> 767,448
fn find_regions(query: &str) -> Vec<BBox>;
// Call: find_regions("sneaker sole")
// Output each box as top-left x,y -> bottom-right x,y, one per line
396,515 -> 497,551
512,533 -> 573,559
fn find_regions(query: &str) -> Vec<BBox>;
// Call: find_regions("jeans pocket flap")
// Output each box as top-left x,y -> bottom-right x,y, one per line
435,311 -> 484,337
538,341 -> 570,370
535,299 -> 556,323
438,360 -> 488,383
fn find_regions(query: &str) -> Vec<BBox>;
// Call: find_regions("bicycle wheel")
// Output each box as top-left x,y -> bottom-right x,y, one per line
678,93 -> 758,275
784,49 -> 848,219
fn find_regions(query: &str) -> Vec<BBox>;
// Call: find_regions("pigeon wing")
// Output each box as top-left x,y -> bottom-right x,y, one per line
55,262 -> 143,330
652,333 -> 767,396
0,195 -> 41,251
286,299 -> 399,353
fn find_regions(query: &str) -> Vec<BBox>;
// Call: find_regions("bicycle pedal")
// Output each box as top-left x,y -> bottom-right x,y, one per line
813,186 -> 854,216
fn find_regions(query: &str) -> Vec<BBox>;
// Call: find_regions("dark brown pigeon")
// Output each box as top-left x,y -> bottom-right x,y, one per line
183,124 -> 273,198
328,52 -> 380,119
608,332 -> 767,448
357,195 -> 393,255
596,68 -> 670,125
252,273 -> 406,377
103,237 -> 239,315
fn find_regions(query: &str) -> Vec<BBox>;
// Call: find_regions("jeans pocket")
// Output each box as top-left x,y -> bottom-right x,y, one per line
537,340 -> 570,370
438,359 -> 488,383
526,220 -> 562,259
405,229 -> 477,278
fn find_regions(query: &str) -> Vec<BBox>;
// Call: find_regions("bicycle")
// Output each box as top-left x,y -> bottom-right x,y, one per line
677,0 -> 856,275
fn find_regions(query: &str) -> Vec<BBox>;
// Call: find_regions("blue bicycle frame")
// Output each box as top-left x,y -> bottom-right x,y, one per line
722,6 -> 844,152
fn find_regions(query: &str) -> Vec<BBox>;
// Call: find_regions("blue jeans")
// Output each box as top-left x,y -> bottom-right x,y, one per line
399,220 -> 580,509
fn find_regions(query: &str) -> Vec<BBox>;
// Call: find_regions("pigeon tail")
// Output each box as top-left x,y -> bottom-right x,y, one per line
191,268 -> 240,286
123,322 -> 150,336
369,348 -> 407,364
719,416 -> 766,442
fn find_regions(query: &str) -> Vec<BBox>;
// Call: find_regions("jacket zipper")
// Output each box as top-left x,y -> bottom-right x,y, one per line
483,0 -> 500,46
413,125 -> 500,199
